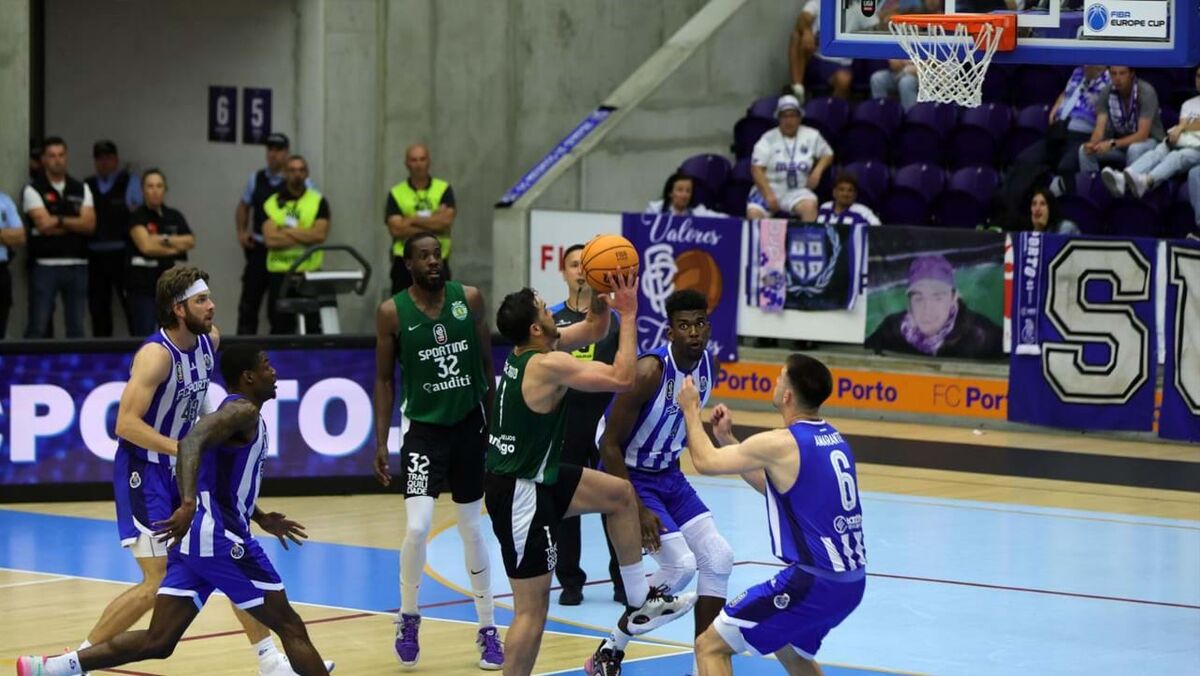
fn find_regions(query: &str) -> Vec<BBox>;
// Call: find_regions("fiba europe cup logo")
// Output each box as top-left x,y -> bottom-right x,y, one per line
1086,4 -> 1109,31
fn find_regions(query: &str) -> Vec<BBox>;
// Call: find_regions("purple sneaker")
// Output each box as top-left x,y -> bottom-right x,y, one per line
476,626 -> 504,670
394,613 -> 421,667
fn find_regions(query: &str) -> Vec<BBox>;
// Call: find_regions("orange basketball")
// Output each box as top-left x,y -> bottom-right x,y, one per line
674,249 -> 722,313
581,235 -> 640,293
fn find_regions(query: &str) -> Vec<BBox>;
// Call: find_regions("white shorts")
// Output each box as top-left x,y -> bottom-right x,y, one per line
747,187 -> 818,216
124,531 -> 168,558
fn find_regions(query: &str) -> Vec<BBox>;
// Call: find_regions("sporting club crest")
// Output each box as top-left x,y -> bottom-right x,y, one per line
451,300 -> 469,321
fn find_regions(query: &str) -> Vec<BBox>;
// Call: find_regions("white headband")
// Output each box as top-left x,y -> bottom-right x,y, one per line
175,279 -> 210,304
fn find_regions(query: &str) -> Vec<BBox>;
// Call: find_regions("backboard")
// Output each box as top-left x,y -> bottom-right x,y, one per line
820,0 -> 1199,66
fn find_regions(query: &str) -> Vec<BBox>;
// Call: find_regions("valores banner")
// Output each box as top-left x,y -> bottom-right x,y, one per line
864,227 -> 1005,359
622,212 -> 742,362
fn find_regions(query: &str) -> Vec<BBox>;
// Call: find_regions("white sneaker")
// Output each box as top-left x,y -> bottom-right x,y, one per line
791,83 -> 806,101
261,655 -> 336,675
1049,175 -> 1066,197
1100,167 -> 1126,197
620,586 -> 698,636
1126,170 -> 1150,198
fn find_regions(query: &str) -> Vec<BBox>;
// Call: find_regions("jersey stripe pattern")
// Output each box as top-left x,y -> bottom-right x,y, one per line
605,345 -> 712,472
767,419 -> 866,574
117,330 -> 215,465
180,395 -> 268,558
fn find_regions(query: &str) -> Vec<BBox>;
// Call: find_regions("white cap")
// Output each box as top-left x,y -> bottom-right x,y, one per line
775,94 -> 803,116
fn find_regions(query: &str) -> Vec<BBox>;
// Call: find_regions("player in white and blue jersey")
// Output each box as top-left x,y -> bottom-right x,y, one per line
17,345 -> 331,676
678,354 -> 866,676
815,173 -> 881,228
67,266 -> 326,676
588,289 -> 736,676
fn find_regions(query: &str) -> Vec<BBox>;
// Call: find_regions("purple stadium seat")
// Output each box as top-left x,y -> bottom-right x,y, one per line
1007,104 -> 1052,163
935,167 -> 1000,228
1161,107 -> 1180,132
1137,69 -> 1175,109
1165,179 -> 1198,239
842,98 -> 904,162
803,97 -> 851,147
981,64 -> 1015,105
731,157 -> 753,183
839,160 -> 890,209
678,154 -> 732,210
1057,172 -> 1112,235
1108,198 -> 1164,238
881,163 -> 945,226
733,116 -> 775,159
720,181 -> 752,218
946,104 -> 1012,168
1013,65 -> 1071,108
747,95 -> 779,121
896,103 -> 958,164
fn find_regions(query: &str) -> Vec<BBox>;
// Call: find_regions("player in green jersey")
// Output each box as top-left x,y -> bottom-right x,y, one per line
486,273 -> 696,676
373,233 -> 504,671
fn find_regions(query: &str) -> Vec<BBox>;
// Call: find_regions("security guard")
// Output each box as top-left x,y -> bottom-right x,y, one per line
385,144 -> 457,293
262,155 -> 330,334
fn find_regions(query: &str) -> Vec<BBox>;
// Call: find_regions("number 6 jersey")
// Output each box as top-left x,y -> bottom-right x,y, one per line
393,280 -> 489,425
771,419 -> 867,576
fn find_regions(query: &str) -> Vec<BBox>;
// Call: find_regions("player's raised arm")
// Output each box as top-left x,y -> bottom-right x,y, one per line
115,343 -> 181,456
678,376 -> 793,476
557,271 -> 636,352
710,403 -> 768,494
373,299 -> 399,486
465,285 -> 496,419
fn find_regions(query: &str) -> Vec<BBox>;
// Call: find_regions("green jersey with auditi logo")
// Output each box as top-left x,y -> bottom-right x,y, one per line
393,281 -> 487,424
486,350 -> 568,484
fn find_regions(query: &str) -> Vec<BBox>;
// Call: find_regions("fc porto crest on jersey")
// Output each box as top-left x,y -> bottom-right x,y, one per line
788,224 -> 841,297
433,323 -> 448,345
203,351 -> 213,370
773,592 -> 791,609
230,543 -> 245,560
129,471 -> 142,489
451,300 -> 469,321
175,362 -> 185,383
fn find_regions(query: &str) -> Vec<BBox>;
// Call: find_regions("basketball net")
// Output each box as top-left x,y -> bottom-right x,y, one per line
889,20 -> 1005,108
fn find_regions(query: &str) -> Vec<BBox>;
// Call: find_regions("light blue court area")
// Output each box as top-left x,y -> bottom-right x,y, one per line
2,477 -> 1198,675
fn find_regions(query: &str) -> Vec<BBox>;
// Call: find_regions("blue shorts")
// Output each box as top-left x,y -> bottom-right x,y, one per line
715,564 -> 865,658
158,538 -> 284,610
626,464 -> 710,535
113,449 -> 178,547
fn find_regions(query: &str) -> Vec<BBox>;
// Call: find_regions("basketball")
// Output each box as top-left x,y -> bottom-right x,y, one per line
674,248 -> 722,313
581,234 -> 640,293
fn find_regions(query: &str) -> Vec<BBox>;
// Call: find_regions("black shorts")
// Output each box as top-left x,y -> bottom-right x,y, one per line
484,463 -> 584,580
401,405 -> 486,503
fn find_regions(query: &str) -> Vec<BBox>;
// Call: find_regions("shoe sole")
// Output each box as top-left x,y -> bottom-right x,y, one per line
478,660 -> 503,670
626,595 -> 699,635
1100,170 -> 1122,197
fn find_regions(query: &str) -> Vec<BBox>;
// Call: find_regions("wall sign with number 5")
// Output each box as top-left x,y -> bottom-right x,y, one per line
242,87 -> 273,145
208,86 -> 237,143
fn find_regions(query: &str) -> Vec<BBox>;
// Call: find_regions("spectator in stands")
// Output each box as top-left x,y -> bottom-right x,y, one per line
0,190 -> 25,339
85,140 -> 142,337
789,1 -> 853,100
1101,65 -> 1200,199
869,60 -> 919,111
1076,66 -> 1164,179
1026,188 -> 1079,235
23,137 -> 96,339
386,144 -> 456,293
816,173 -> 880,226
1190,165 -> 1200,238
126,169 -> 194,335
645,172 -> 725,217
747,95 -> 834,222
28,140 -> 41,181
263,155 -> 330,334
236,133 -> 309,335
865,254 -> 1002,359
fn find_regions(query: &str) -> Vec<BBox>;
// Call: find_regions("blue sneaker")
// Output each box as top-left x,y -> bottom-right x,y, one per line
394,613 -> 421,667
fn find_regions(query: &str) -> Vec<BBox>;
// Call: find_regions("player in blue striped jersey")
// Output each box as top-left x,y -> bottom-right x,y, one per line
69,266 -> 323,676
678,354 -> 866,676
588,290 -> 735,676
17,345 -> 331,676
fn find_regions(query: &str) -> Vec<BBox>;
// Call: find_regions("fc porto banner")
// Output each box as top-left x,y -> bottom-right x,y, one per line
1162,240 -> 1200,442
622,213 -> 741,362
1008,233 -> 1158,432
747,220 -> 865,312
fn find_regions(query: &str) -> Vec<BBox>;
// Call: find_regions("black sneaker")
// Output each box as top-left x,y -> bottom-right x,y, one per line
620,586 -> 697,635
559,586 -> 584,606
584,640 -> 625,676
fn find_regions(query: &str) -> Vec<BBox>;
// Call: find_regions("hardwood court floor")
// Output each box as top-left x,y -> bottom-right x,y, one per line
1,411 -> 1196,675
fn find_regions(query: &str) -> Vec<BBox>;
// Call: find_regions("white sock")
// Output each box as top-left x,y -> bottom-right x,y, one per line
254,637 -> 281,668
401,496 -> 435,617
44,652 -> 83,676
457,499 -> 495,628
603,626 -> 633,652
619,562 -> 649,608
77,640 -> 91,651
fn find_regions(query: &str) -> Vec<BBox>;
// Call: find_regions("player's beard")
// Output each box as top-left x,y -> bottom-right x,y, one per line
183,309 -> 211,336
414,268 -> 446,292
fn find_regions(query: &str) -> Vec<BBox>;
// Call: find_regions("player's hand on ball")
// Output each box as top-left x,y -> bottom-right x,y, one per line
678,376 -> 700,411
373,444 -> 392,486
257,512 -> 308,550
153,499 -> 197,547
607,270 -> 639,316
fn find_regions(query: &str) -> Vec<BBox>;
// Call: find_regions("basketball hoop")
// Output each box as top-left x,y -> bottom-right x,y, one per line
889,14 -> 1016,108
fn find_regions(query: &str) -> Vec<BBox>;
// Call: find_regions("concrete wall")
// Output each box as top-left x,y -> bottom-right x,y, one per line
3,0 -> 785,337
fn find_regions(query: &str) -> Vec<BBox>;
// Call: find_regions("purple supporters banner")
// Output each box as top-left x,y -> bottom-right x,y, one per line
1160,241 -> 1200,442
622,212 -> 742,363
0,344 -> 514,486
